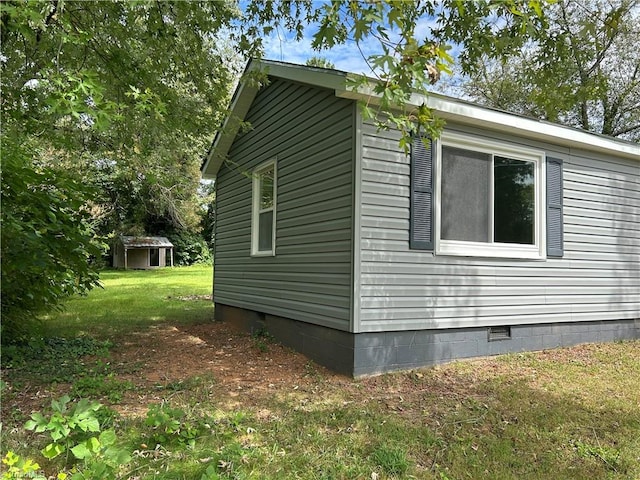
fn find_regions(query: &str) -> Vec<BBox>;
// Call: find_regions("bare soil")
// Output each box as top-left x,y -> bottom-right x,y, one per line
5,319 -> 633,424
2,321 -> 354,420
110,321 -> 351,414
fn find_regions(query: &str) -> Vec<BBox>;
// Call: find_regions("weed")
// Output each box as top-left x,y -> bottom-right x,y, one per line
144,404 -> 204,448
161,373 -> 216,392
25,395 -> 103,462
227,411 -> 249,432
200,463 -> 223,480
370,444 -> 410,476
303,360 -> 323,381
1,451 -> 46,480
573,439 -> 624,472
23,395 -> 131,478
251,328 -> 274,353
71,374 -> 134,403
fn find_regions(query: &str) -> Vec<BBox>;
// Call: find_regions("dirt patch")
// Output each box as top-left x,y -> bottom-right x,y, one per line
171,294 -> 213,301
99,321 -> 353,414
6,321 -> 633,423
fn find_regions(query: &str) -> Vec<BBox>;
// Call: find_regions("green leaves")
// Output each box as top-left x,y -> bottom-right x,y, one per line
1,451 -> 46,480
20,396 -> 132,479
307,0 -> 547,144
1,134 -> 105,341
24,396 -> 103,460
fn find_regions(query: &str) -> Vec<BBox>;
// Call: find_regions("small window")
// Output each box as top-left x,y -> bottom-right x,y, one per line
436,132 -> 545,259
251,160 -> 276,256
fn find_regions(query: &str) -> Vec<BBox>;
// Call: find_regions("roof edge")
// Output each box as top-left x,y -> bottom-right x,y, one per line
337,86 -> 640,160
201,59 -> 350,179
203,59 -> 639,179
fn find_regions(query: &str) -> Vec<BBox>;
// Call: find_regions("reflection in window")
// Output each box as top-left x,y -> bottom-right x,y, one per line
260,167 -> 274,209
252,162 -> 276,255
494,157 -> 534,244
441,146 -> 490,242
258,167 -> 274,251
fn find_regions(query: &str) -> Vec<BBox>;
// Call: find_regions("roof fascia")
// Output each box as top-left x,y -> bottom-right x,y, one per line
336,86 -> 640,161
203,60 -> 638,180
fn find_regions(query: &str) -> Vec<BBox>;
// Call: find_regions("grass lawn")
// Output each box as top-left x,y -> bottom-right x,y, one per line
38,265 -> 214,338
2,266 -> 639,480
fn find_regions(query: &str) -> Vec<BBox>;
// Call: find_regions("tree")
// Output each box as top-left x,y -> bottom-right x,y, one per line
1,1 -> 240,232
1,135 -> 104,340
282,0 -> 548,147
1,1 -> 239,339
306,56 -> 336,69
459,0 -> 640,141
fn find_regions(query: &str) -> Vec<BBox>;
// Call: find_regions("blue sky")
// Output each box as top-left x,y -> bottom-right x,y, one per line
261,21 -> 381,74
256,9 -> 464,96
258,9 -> 449,75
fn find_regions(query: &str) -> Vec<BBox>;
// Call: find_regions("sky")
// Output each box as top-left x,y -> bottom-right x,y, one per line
261,21 -> 380,74
256,9 -> 464,96
258,7 -> 453,75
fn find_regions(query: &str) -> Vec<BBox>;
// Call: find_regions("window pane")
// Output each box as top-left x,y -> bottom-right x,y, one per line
260,167 -> 274,209
441,146 -> 490,242
258,211 -> 273,251
494,156 -> 534,244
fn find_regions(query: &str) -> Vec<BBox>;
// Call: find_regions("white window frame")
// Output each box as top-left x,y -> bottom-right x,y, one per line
435,131 -> 546,260
251,159 -> 277,256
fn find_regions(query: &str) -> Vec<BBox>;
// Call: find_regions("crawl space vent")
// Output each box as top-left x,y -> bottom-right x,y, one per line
488,326 -> 512,341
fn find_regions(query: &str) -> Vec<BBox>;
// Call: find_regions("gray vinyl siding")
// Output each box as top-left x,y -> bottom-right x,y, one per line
358,121 -> 640,332
214,78 -> 354,331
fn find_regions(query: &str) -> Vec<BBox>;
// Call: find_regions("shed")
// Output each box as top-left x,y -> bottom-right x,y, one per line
113,236 -> 174,270
202,59 -> 640,376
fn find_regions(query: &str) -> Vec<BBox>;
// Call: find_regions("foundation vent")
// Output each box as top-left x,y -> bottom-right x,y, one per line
488,326 -> 512,341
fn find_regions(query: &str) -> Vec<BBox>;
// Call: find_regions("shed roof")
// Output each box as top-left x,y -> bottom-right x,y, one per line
120,236 -> 173,248
202,59 -> 640,179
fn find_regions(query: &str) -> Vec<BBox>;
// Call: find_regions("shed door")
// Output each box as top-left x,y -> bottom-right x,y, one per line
149,248 -> 160,267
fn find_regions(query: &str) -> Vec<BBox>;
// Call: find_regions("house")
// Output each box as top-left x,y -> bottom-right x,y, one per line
113,236 -> 174,270
201,59 -> 640,376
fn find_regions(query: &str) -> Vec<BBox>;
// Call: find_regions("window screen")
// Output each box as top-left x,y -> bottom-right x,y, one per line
441,146 -> 491,242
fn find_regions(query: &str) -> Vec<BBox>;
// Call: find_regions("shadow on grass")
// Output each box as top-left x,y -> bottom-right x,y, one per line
121,374 -> 639,480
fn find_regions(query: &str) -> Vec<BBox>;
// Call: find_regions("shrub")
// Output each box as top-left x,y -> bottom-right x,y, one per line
161,229 -> 212,266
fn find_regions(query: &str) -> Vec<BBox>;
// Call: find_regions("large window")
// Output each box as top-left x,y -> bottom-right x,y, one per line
251,160 -> 276,256
435,133 -> 545,259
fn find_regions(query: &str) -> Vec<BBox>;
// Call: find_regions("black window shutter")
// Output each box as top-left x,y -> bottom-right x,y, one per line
546,157 -> 564,257
410,136 -> 434,250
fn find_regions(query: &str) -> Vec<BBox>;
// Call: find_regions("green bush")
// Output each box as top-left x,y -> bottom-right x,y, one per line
162,230 -> 212,266
1,136 -> 104,344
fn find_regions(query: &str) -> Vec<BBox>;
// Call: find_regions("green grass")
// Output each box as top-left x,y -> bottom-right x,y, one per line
39,265 -> 214,338
2,267 -> 639,479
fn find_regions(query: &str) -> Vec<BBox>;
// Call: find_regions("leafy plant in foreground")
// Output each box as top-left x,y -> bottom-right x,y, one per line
25,396 -> 102,462
1,451 -> 47,480
24,395 -> 131,478
144,404 -> 202,448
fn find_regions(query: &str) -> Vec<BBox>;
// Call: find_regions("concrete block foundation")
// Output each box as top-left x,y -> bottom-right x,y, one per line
215,303 -> 640,377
